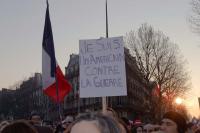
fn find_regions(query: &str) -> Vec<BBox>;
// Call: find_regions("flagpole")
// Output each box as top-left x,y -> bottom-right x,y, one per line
106,0 -> 108,38
46,0 -> 49,7
102,0 -> 108,114
55,75 -> 62,121
46,0 -> 62,121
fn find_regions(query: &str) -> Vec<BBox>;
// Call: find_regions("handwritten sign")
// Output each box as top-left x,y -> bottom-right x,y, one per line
79,36 -> 127,98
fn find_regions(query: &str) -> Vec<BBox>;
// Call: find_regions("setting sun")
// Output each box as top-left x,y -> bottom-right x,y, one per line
175,97 -> 183,105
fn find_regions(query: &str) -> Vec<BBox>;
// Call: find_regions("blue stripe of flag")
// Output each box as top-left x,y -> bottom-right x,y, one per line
42,5 -> 56,77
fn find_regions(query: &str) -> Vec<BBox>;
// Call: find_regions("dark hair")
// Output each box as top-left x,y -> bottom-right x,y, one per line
106,107 -> 118,118
121,117 -> 130,125
132,126 -> 143,133
67,112 -> 121,133
118,118 -> 130,133
163,111 -> 187,133
187,122 -> 194,129
30,111 -> 40,120
1,120 -> 38,133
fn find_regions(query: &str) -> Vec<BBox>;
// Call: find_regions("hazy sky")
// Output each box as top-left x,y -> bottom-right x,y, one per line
0,0 -> 199,117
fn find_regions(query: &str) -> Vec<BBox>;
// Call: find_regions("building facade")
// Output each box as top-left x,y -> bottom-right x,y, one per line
0,73 -> 57,120
64,49 -> 152,121
0,88 -> 15,120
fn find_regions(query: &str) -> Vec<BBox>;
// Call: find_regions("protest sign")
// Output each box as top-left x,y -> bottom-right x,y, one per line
79,36 -> 127,98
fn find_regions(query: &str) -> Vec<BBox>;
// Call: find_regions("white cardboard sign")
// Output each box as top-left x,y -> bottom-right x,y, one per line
79,36 -> 127,98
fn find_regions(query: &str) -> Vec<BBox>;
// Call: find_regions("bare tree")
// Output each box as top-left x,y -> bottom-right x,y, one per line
8,80 -> 22,90
189,0 -> 200,34
125,23 -> 190,119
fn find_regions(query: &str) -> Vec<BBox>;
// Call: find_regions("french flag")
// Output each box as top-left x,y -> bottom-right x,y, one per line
42,2 -> 71,103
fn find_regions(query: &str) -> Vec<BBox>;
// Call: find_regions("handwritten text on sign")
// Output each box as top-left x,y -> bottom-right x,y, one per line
79,37 -> 127,98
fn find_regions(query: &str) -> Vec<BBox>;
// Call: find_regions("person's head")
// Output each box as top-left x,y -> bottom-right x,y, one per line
136,126 -> 143,133
0,121 -> 10,132
118,118 -> 130,133
121,117 -> 132,132
65,112 -> 121,133
62,116 -> 74,129
1,120 -> 38,133
160,111 -> 187,133
30,112 -> 42,125
103,107 -> 118,120
143,124 -> 158,133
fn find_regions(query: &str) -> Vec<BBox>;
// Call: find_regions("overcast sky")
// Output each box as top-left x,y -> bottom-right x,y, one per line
0,0 -> 199,117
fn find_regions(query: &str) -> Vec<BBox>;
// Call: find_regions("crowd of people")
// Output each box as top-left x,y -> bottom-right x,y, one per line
0,109 -> 200,133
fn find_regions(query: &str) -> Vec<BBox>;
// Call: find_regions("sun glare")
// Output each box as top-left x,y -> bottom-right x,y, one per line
175,97 -> 183,105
